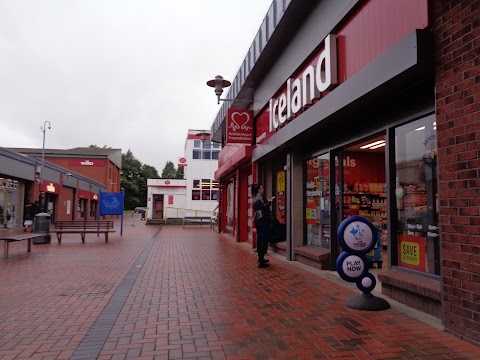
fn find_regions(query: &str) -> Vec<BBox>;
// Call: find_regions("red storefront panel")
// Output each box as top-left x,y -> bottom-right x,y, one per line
255,0 -> 428,144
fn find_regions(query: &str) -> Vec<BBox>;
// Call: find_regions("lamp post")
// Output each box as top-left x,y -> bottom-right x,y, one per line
196,130 -> 210,160
40,121 -> 52,187
206,75 -> 253,104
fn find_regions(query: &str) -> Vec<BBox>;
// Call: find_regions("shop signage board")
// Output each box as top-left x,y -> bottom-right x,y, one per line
40,181 -> 61,194
226,109 -> 253,144
68,159 -> 106,167
269,34 -> 337,132
254,0 -> 429,146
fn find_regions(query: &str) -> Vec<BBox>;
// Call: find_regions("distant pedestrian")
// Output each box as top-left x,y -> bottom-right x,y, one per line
251,183 -> 274,268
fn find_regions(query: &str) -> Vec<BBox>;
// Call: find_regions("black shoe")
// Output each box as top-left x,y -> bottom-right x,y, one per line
258,262 -> 269,268
259,259 -> 269,264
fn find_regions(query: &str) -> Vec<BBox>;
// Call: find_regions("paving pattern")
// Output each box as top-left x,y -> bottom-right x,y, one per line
1,216 -> 480,359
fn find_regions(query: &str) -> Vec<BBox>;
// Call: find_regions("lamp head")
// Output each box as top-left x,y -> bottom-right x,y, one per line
207,75 -> 231,102
196,130 -> 210,143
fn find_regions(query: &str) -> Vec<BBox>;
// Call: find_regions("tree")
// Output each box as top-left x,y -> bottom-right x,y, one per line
161,161 -> 177,178
175,166 -> 184,179
121,149 -> 159,210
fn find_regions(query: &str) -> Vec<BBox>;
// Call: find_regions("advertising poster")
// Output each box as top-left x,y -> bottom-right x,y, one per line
398,235 -> 427,272
276,170 -> 286,224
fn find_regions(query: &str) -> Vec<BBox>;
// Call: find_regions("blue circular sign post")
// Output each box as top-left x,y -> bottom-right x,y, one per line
336,216 -> 390,310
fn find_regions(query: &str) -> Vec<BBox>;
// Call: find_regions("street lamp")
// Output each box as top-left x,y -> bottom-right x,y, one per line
40,121 -> 52,187
206,75 -> 253,104
196,130 -> 210,160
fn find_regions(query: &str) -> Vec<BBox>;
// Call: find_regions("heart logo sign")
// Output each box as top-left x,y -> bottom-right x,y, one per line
227,109 -> 253,144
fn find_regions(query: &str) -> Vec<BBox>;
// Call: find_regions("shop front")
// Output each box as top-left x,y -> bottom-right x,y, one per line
208,0 -> 478,342
0,178 -> 25,229
40,181 -> 61,223
214,143 -> 253,242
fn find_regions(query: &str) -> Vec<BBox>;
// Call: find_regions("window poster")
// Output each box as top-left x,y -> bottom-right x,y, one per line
276,170 -> 286,224
398,235 -> 427,272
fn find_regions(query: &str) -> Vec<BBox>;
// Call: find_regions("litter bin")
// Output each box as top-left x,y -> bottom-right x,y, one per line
33,212 -> 51,244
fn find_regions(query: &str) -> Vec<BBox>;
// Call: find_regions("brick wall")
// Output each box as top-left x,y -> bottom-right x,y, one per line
433,0 -> 480,344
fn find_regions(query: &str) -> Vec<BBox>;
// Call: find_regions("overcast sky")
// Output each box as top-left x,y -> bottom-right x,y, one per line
0,0 -> 272,173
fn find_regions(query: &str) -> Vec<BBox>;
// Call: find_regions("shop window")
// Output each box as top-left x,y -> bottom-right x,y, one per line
305,153 -> 331,249
192,190 -> 200,201
202,191 -> 211,200
201,179 -> 210,189
394,115 -> 439,275
192,179 -> 217,201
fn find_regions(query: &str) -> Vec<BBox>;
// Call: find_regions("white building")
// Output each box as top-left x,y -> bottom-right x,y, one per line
146,129 -> 219,221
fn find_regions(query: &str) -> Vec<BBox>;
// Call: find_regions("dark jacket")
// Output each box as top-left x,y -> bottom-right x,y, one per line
253,195 -> 272,221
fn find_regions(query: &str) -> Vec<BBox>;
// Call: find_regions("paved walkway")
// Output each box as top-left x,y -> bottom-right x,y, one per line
1,216 -> 480,360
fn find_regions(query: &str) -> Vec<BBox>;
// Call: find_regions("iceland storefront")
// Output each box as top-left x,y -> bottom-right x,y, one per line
209,0 -> 480,344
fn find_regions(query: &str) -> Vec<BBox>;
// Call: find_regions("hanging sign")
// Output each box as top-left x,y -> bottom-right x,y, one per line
226,109 -> 253,144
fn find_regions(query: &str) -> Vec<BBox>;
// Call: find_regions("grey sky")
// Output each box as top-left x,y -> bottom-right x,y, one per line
0,0 -> 272,173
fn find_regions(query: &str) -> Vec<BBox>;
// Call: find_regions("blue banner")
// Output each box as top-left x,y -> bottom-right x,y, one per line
99,191 -> 124,215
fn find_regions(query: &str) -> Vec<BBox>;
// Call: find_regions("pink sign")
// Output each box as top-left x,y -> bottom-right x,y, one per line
226,109 -> 253,144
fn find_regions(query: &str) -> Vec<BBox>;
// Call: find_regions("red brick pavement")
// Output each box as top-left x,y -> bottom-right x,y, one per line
1,216 -> 480,359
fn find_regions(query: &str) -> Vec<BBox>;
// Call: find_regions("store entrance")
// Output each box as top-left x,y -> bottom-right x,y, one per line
341,134 -> 387,269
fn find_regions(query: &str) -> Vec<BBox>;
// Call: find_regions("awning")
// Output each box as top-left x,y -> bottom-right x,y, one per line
215,145 -> 253,180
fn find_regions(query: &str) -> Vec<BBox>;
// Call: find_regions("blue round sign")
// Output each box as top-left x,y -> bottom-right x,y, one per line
336,251 -> 368,282
337,215 -> 378,254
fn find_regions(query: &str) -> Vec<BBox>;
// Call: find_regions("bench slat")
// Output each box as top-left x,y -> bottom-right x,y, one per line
53,221 -> 115,243
1,233 -> 45,259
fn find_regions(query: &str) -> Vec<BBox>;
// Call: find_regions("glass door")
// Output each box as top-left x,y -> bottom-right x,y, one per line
305,153 -> 331,249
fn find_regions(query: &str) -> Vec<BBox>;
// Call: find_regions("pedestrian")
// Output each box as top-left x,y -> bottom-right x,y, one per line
251,183 -> 275,268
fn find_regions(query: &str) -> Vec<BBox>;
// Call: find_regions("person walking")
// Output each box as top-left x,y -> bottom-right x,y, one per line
252,183 -> 274,268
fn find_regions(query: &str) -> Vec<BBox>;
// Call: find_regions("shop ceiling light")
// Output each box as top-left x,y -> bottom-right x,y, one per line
360,140 -> 385,149
369,143 -> 386,149
415,126 -> 426,131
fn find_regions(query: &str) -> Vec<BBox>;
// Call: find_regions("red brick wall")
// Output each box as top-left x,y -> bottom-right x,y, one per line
433,0 -> 480,344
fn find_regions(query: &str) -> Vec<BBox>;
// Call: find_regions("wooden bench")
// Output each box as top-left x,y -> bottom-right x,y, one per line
1,233 -> 47,259
53,221 -> 115,243
183,216 -> 213,228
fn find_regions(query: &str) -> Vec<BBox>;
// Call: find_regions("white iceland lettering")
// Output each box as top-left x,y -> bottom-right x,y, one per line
269,34 -> 337,132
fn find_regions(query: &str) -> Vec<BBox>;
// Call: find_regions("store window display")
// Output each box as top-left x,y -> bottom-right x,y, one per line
394,115 -> 439,275
305,153 -> 331,249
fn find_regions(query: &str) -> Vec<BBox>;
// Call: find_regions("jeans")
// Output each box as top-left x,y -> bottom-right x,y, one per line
255,217 -> 271,262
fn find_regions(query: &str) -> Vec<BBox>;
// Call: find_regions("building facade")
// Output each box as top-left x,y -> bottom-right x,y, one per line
147,129 -> 219,221
0,147 -> 108,227
209,0 -> 479,344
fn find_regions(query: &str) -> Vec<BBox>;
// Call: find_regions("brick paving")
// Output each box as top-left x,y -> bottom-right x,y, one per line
1,216 -> 480,359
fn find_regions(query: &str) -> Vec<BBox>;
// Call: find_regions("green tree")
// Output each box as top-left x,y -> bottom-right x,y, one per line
161,161 -> 177,178
175,166 -> 184,179
120,149 -> 159,210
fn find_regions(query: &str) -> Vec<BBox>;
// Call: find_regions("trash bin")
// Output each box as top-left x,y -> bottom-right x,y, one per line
33,212 -> 51,244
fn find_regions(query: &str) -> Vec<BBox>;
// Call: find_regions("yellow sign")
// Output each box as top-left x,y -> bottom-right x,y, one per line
400,241 -> 420,266
277,171 -> 285,192
306,207 -> 312,220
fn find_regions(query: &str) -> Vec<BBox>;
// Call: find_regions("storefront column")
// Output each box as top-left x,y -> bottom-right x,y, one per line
288,151 -> 304,261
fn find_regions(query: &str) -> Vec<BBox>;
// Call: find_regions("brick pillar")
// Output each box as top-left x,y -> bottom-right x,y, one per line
432,0 -> 480,344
